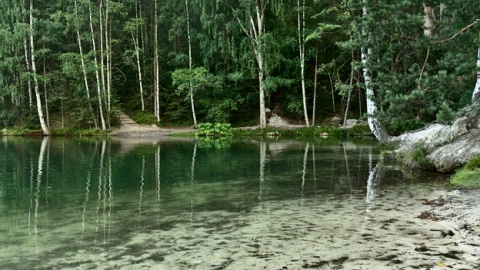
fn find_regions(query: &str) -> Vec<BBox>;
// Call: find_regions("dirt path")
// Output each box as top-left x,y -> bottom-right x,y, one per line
110,113 -> 195,137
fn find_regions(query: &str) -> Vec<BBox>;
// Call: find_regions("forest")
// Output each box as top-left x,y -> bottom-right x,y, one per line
0,0 -> 479,136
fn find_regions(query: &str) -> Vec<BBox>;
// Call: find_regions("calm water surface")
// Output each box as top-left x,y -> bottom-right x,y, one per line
0,137 -> 452,269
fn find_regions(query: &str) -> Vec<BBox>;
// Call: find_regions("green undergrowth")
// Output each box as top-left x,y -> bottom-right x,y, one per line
2,128 -> 109,137
233,125 -> 372,139
396,143 -> 435,170
450,156 -> 480,189
450,168 -> 480,189
126,110 -> 162,126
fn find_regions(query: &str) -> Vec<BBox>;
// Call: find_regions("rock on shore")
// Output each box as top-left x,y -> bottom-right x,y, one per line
393,105 -> 480,172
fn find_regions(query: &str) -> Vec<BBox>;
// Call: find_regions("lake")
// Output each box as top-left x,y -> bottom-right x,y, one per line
0,136 -> 473,269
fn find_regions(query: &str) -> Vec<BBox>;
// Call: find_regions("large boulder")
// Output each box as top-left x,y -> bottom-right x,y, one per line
392,105 -> 480,172
428,129 -> 480,172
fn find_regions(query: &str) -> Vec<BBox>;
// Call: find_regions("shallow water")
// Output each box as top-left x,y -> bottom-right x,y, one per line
0,137 -> 474,269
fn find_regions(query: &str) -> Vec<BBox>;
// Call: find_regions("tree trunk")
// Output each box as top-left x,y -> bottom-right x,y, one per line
132,33 -> 145,111
254,2 -> 267,129
29,0 -> 50,135
233,1 -> 268,128
88,0 -> 107,130
361,2 -> 389,141
423,3 -> 435,37
133,0 -> 145,111
99,0 -> 107,118
153,0 -> 160,121
42,40 -> 50,128
23,37 -> 32,108
298,0 -> 309,126
74,0 -> 98,129
312,44 -> 318,126
343,51 -> 355,128
185,0 -> 197,127
105,0 -> 112,114
472,32 -> 480,104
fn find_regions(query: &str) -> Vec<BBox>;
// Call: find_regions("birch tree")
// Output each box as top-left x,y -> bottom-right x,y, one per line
297,0 -> 309,126
232,0 -> 268,128
185,0 -> 197,127
88,0 -> 107,130
360,0 -> 389,141
125,0 -> 145,111
472,32 -> 480,104
74,0 -> 98,129
153,0 -> 160,121
29,0 -> 50,135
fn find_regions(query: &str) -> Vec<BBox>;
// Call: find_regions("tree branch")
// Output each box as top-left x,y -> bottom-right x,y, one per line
432,19 -> 480,45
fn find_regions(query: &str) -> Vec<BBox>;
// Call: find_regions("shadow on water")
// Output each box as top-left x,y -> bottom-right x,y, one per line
1,136 -> 474,269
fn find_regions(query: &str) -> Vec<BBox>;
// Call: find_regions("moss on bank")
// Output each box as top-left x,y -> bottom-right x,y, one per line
450,156 -> 480,189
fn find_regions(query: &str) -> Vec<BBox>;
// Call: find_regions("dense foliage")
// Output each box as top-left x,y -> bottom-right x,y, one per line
0,0 -> 479,135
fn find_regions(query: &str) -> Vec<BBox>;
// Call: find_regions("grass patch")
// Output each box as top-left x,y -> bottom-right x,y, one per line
464,156 -> 480,170
400,144 -> 434,170
450,168 -> 480,189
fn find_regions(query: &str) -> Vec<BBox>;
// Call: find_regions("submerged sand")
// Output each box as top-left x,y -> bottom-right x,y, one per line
33,187 -> 479,270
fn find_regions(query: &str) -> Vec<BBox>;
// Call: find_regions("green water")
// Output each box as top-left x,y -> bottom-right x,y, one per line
0,137 -> 453,269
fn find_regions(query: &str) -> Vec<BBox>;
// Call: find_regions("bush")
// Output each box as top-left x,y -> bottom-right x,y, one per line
436,102 -> 456,125
196,122 -> 233,138
128,111 -> 161,126
386,118 -> 425,135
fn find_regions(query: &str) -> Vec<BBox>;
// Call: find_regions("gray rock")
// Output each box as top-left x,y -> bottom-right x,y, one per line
428,129 -> 480,172
344,119 -> 358,129
331,116 -> 341,125
450,117 -> 469,137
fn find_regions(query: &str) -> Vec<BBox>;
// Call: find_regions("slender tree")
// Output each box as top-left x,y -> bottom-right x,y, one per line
360,0 -> 389,141
88,0 -> 107,130
297,0 -> 309,126
233,0 -> 268,128
153,0 -> 160,121
74,0 -> 98,129
185,0 -> 197,127
473,32 -> 480,104
29,0 -> 50,135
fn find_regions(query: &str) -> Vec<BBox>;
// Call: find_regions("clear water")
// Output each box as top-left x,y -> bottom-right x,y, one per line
0,137 -> 463,269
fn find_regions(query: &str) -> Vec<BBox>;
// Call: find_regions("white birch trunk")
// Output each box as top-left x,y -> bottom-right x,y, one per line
99,0 -> 107,115
312,44 -> 318,126
423,3 -> 434,37
361,3 -> 389,141
254,2 -> 267,129
343,50 -> 355,128
132,34 -> 145,111
42,42 -> 50,127
29,0 -> 50,135
472,32 -> 480,104
185,0 -> 197,127
153,0 -> 160,121
88,1 -> 107,130
132,2 -> 145,111
234,1 -> 267,128
23,38 -> 33,108
74,0 -> 98,129
105,0 -> 112,113
298,0 -> 309,126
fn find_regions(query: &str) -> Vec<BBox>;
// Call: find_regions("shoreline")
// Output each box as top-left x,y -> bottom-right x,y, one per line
420,189 -> 480,265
